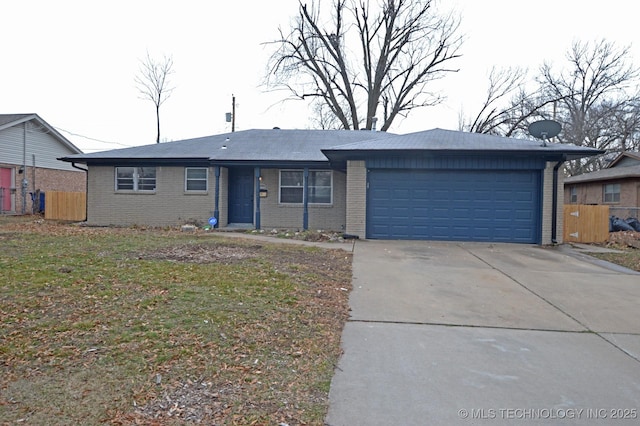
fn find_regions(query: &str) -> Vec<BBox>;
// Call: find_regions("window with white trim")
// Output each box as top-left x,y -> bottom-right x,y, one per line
603,183 -> 620,203
279,170 -> 332,204
569,186 -> 577,203
185,167 -> 208,191
115,167 -> 156,191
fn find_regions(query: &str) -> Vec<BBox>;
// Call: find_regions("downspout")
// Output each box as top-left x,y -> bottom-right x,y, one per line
551,155 -> 567,244
72,162 -> 88,221
21,122 -> 27,214
303,167 -> 309,230
214,166 -> 220,228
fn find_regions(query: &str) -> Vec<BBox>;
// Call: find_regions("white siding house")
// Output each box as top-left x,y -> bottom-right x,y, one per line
0,114 -> 85,214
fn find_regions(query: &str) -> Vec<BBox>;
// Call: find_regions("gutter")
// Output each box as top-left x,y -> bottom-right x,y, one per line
551,155 -> 567,244
71,162 -> 88,172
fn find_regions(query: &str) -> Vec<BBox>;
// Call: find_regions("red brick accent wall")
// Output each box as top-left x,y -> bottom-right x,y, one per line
0,163 -> 86,214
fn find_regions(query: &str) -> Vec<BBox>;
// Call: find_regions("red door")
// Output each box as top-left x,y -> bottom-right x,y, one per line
0,168 -> 12,212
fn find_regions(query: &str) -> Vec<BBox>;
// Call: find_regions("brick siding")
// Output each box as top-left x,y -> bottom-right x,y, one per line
0,163 -> 86,214
345,160 -> 367,238
541,162 -> 564,245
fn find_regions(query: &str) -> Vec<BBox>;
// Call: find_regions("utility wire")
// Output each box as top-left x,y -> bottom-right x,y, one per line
54,126 -> 133,147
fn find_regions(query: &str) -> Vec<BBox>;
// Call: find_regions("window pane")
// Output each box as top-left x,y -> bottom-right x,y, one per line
139,167 -> 156,179
281,187 -> 303,203
117,180 -> 134,190
187,180 -> 207,191
309,171 -> 331,203
309,171 -> 331,186
138,167 -> 156,191
137,181 -> 156,191
116,167 -> 134,190
281,171 -> 303,187
187,168 -> 207,179
309,187 -> 331,203
604,183 -> 620,203
186,168 -> 207,191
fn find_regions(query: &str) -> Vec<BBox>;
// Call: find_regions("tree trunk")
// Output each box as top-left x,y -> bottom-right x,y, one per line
156,105 -> 160,143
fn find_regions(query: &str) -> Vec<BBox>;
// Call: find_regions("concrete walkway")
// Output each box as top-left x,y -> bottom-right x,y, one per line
326,241 -> 640,425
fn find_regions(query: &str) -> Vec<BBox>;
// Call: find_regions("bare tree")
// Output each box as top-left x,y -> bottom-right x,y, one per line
459,66 -> 528,135
135,52 -> 175,143
310,98 -> 345,129
266,0 -> 463,131
540,40 -> 640,174
463,40 -> 640,175
459,66 -> 567,137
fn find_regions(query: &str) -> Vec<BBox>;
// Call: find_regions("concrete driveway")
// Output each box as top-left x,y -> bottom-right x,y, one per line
326,241 -> 640,425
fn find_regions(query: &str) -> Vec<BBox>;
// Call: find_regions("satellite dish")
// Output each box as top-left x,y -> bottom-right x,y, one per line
528,120 -> 561,146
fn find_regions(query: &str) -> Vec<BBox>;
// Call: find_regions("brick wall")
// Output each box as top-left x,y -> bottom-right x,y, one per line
87,166 -> 216,226
86,165 -> 347,229
565,180 -> 639,207
541,162 -> 564,245
345,160 -> 367,238
0,163 -> 86,214
258,168 -> 346,231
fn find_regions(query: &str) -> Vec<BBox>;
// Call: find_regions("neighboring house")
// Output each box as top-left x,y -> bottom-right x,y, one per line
564,151 -> 640,215
0,114 -> 85,214
60,128 -> 600,244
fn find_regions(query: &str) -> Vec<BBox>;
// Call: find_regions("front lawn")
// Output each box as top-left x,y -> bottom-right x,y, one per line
0,219 -> 352,425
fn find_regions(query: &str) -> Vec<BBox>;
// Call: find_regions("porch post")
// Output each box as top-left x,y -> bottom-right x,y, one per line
303,167 -> 309,230
254,167 -> 261,229
213,166 -> 220,228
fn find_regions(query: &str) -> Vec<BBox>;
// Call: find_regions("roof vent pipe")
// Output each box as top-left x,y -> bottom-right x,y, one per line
371,117 -> 378,132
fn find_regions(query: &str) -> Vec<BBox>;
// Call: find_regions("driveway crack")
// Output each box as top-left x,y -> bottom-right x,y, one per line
460,244 -> 640,364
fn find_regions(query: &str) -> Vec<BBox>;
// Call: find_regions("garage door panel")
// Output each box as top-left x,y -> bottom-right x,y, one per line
367,169 -> 540,243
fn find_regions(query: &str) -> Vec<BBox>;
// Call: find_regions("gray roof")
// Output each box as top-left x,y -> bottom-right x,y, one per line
565,164 -> 640,183
323,128 -> 602,160
608,151 -> 640,167
61,127 -> 601,165
61,129 -> 395,163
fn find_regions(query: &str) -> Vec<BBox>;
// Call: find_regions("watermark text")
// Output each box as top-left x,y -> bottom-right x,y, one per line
458,408 -> 637,421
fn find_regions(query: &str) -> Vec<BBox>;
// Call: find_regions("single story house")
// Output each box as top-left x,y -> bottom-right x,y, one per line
1,113 -> 85,214
564,152 -> 640,215
60,128 -> 600,244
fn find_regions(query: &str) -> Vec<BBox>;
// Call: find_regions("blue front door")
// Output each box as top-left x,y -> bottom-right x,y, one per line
228,168 -> 254,223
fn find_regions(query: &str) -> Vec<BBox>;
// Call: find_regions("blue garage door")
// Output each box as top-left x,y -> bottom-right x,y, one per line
367,169 -> 540,243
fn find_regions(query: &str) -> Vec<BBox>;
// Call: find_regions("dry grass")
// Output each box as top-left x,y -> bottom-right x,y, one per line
0,218 -> 352,425
590,231 -> 640,272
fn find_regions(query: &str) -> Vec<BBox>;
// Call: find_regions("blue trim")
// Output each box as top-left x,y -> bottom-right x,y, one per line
303,168 -> 309,230
254,167 -> 261,229
214,166 -> 220,228
366,155 -> 546,170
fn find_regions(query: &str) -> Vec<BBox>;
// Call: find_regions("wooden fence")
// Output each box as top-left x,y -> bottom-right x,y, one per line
45,191 -> 87,221
563,204 -> 610,243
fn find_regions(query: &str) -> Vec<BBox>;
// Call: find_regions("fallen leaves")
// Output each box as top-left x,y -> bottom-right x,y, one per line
1,219 -> 352,425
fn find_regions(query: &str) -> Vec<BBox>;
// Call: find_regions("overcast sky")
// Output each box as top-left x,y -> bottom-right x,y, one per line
2,0 -> 638,152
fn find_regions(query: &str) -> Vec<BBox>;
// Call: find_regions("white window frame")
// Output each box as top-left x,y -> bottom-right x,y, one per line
115,167 -> 156,192
278,170 -> 333,205
603,183 -> 620,203
185,167 -> 208,192
569,186 -> 577,204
